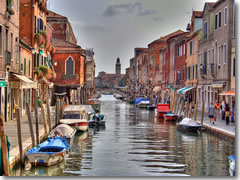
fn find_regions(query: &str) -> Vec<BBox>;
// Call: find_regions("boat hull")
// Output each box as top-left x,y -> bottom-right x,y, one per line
157,112 -> 168,118
60,120 -> 89,132
136,103 -> 151,108
90,104 -> 101,113
27,152 -> 66,167
176,123 -> 201,132
164,114 -> 178,121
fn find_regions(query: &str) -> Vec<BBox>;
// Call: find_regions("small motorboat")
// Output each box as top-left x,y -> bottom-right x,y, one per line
26,137 -> 69,167
135,97 -> 151,108
79,105 -> 96,120
89,114 -> 105,127
127,98 -> 135,104
229,155 -> 235,176
48,124 -> 76,145
176,118 -> 202,132
88,99 -> 101,113
164,113 -> 178,121
156,104 -> 170,118
60,106 -> 89,131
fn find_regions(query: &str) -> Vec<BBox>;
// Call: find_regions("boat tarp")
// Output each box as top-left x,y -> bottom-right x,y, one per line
135,98 -> 150,104
179,118 -> 201,126
49,124 -> 75,139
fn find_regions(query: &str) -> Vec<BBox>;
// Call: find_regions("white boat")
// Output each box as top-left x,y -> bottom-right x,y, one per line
136,100 -> 151,108
60,106 -> 89,131
48,124 -> 76,145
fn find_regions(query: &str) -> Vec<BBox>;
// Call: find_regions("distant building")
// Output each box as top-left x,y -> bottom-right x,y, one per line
95,57 -> 125,88
85,48 -> 96,96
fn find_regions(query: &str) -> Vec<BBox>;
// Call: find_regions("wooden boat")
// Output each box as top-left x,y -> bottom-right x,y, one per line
88,99 -> 101,113
60,106 -> 89,131
48,124 -> 76,145
26,137 -> 69,167
89,114 -> 105,127
164,113 -> 178,121
176,118 -> 202,132
135,97 -> 151,108
156,104 -> 170,118
147,105 -> 156,111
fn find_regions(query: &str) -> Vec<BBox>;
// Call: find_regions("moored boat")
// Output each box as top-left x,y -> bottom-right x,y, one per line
135,97 -> 151,108
26,137 -> 69,167
147,105 -> 156,111
48,124 -> 76,145
60,106 -> 89,131
176,118 -> 202,132
88,99 -> 101,113
89,114 -> 105,127
156,104 -> 170,118
164,113 -> 178,121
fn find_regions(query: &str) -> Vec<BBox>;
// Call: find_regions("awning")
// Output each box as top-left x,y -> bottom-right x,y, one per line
177,87 -> 189,94
212,83 -> 224,88
13,74 -> 37,89
219,91 -> 235,96
153,86 -> 161,92
181,87 -> 195,94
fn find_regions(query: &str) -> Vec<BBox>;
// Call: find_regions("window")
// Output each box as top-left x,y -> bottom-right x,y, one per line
219,12 -> 222,28
204,52 -> 207,74
66,57 -> 74,75
208,50 -> 211,65
204,21 -> 208,39
17,0 -> 19,12
188,66 -> 190,79
11,32 -> 13,58
192,65 -> 194,79
190,41 -> 193,55
0,25 -> 2,56
183,44 -> 185,55
212,49 -> 214,64
182,69 -> 184,80
218,46 -> 221,65
233,58 -> 235,76
224,7 -> 228,25
224,44 -> 227,64
35,16 -> 37,33
29,60 -> 31,76
6,28 -> 8,51
195,65 -> 198,79
24,58 -> 26,75
215,14 -> 218,30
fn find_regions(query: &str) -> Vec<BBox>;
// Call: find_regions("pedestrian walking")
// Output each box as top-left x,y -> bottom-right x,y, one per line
221,100 -> 226,120
225,104 -> 231,125
208,102 -> 215,125
231,101 -> 235,123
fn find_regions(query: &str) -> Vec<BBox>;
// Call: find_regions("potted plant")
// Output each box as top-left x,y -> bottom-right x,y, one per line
8,0 -> 15,15
46,68 -> 52,80
39,65 -> 49,77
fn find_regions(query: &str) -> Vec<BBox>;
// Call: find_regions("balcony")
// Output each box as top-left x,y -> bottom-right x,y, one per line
210,63 -> 217,75
5,50 -> 11,66
200,64 -> 207,77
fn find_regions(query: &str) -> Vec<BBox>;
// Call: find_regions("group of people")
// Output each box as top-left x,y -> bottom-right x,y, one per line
208,99 -> 235,125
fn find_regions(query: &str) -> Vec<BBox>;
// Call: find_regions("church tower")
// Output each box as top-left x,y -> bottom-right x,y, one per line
115,57 -> 121,77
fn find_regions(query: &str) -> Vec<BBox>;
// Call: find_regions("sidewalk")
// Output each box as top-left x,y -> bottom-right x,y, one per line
5,107 -> 56,170
195,110 -> 235,139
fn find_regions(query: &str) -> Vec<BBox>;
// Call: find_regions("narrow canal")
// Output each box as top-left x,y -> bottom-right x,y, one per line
13,95 -> 235,176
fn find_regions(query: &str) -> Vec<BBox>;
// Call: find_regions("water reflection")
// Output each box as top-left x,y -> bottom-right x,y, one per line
13,95 -> 234,176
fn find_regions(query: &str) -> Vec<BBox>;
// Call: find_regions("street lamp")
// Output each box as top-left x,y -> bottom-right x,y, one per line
31,48 -> 35,54
54,62 -> 58,66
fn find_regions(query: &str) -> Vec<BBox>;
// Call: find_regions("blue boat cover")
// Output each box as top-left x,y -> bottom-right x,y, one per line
26,137 -> 69,155
229,155 -> 235,161
135,98 -> 150,104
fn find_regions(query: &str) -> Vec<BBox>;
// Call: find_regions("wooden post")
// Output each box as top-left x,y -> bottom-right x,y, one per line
201,97 -> 205,131
16,108 -> 24,165
179,100 -> 185,117
26,103 -> 35,147
0,115 -> 10,176
56,99 -> 59,125
40,101 -> 48,137
66,96 -> 69,105
46,96 -> 51,132
176,96 -> 181,115
194,100 -> 199,121
34,90 -> 39,145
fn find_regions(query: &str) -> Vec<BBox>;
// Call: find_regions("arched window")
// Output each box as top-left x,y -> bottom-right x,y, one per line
66,57 -> 74,75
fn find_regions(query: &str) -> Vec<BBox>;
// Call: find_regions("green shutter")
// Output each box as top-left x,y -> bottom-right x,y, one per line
29,60 -> 31,76
24,58 -> 26,75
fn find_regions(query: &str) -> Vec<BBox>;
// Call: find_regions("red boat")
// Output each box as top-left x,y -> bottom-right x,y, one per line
156,104 -> 170,118
164,113 -> 178,121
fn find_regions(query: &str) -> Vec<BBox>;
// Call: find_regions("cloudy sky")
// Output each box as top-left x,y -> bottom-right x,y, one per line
48,0 -> 218,75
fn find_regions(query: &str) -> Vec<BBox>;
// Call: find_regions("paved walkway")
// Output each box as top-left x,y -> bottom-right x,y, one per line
5,107 -> 56,170
195,110 -> 235,138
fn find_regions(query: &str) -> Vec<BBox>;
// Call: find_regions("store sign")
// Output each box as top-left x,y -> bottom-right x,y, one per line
11,81 -> 20,88
0,81 -> 6,87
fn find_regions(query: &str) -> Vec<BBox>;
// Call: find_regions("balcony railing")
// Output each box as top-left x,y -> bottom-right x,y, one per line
210,63 -> 217,75
5,50 -> 11,66
200,64 -> 207,76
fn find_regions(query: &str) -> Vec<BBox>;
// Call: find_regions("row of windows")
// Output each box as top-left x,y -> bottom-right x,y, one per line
0,25 -> 15,59
175,44 -> 185,58
35,16 -> 46,33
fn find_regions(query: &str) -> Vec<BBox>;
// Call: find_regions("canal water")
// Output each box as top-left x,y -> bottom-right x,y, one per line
13,95 -> 235,176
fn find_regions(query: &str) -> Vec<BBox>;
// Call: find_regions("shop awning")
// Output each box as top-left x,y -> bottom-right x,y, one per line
181,87 -> 195,94
177,87 -> 189,94
219,91 -> 235,96
153,86 -> 161,92
13,74 -> 37,89
212,83 -> 224,88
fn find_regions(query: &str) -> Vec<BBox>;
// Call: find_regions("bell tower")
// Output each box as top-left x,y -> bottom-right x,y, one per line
115,57 -> 121,77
